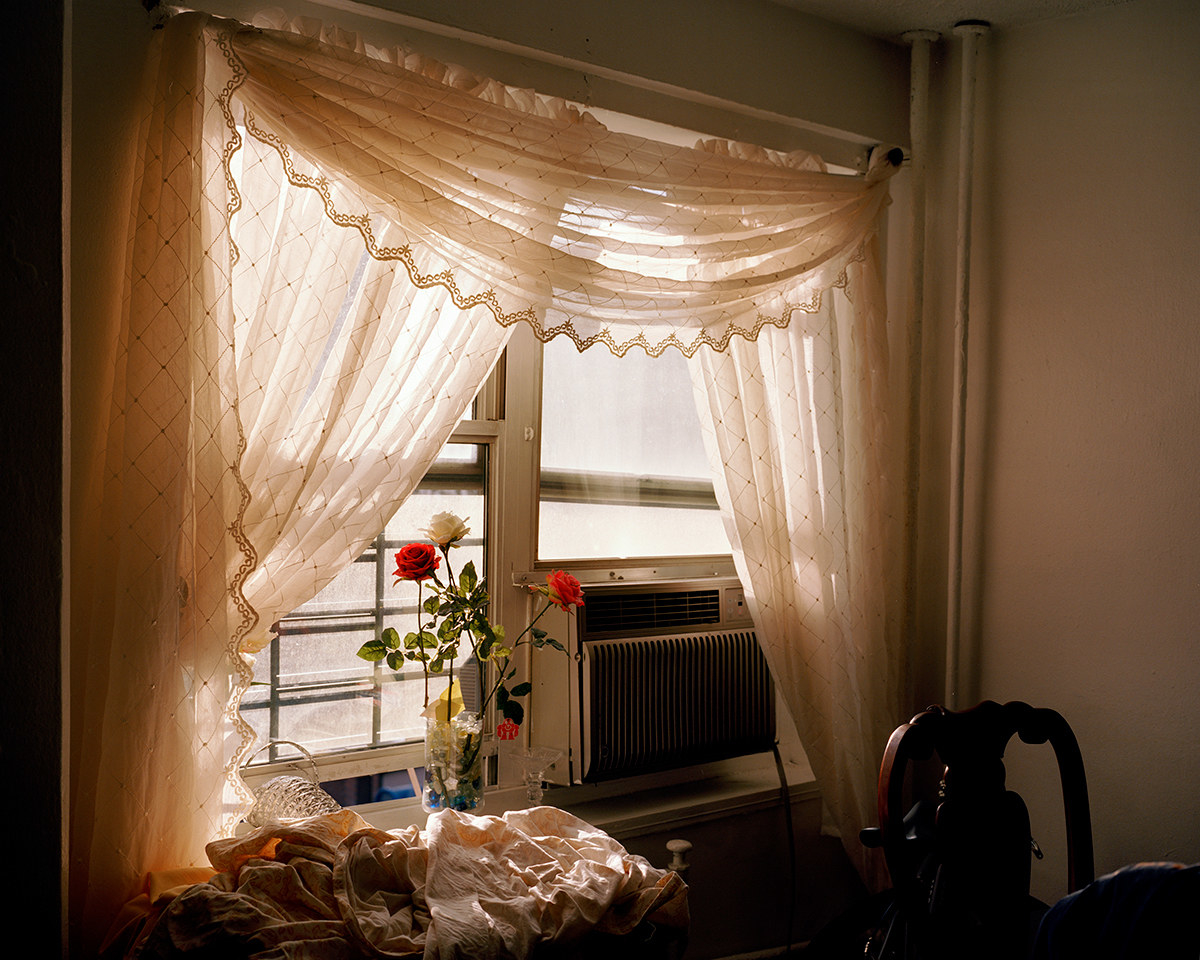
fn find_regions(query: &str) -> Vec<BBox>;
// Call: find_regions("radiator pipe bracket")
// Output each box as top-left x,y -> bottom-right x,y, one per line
666,838 -> 693,878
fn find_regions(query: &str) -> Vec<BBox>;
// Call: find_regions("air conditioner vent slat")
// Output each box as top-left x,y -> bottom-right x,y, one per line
582,588 -> 721,636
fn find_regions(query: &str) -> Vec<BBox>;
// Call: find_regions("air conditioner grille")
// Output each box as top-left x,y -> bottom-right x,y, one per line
582,629 -> 775,781
582,589 -> 721,635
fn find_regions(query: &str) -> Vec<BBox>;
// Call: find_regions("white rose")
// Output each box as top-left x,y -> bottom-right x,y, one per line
422,511 -> 470,547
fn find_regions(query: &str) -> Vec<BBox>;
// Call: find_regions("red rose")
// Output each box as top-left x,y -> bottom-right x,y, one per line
545,570 -> 584,610
394,543 -> 440,582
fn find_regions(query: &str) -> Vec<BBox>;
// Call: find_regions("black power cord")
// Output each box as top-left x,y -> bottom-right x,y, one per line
772,740 -> 797,956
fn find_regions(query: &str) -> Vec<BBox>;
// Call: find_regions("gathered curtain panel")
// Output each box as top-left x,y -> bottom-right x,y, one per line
689,260 -> 902,888
71,10 -> 901,952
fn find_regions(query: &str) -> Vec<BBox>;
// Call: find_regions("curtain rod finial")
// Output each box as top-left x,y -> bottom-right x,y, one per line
866,145 -> 906,180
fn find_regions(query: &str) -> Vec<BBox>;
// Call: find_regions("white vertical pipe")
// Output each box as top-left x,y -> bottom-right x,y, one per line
945,20 -> 989,710
901,29 -> 939,688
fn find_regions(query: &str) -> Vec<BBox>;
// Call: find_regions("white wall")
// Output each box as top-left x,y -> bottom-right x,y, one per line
926,0 -> 1200,903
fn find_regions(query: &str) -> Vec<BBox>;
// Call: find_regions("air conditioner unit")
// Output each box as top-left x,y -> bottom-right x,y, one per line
549,577 -> 776,783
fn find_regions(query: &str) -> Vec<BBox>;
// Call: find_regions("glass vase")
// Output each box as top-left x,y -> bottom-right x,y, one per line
512,746 -> 562,806
422,711 -> 485,812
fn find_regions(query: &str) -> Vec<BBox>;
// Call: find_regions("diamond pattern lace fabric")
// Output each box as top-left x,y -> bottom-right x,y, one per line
689,247 -> 903,887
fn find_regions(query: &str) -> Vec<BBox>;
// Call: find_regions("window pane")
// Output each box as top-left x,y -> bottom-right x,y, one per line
277,615 -> 375,686
380,675 -> 432,744
276,690 -> 375,754
382,445 -> 486,711
241,443 -> 488,763
538,338 -> 730,560
288,555 -> 378,617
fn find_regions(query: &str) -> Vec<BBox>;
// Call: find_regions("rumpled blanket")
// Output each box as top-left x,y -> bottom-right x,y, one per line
131,806 -> 688,959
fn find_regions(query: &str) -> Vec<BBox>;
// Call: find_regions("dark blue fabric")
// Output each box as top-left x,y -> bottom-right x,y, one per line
1033,862 -> 1200,960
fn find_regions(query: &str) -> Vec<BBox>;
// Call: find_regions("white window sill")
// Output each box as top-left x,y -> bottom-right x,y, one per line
347,750 -> 818,840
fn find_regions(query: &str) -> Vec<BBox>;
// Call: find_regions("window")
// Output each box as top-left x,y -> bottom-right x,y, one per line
538,336 -> 730,561
237,102 -> 755,794
241,321 -> 736,786
531,108 -> 733,565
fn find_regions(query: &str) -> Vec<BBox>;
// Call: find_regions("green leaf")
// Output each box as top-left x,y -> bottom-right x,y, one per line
496,684 -> 509,707
357,639 -> 388,661
501,699 -> 525,726
403,631 -> 422,650
430,658 -> 444,673
386,650 -> 405,671
421,630 -> 439,649
460,561 -> 478,591
510,681 -> 532,698
546,638 -> 566,653
423,595 -> 441,615
531,626 -> 547,640
382,627 -> 401,649
476,621 -> 499,660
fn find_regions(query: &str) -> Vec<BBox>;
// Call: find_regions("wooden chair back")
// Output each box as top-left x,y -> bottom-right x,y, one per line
860,700 -> 1094,959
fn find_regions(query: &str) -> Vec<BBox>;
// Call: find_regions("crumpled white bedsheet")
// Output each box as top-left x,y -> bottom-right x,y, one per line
133,806 -> 688,959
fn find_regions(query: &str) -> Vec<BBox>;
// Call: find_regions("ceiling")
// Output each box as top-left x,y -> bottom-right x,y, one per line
766,0 -> 1136,40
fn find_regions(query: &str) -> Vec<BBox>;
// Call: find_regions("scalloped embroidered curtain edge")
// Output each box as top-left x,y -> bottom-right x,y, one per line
71,10 -> 901,951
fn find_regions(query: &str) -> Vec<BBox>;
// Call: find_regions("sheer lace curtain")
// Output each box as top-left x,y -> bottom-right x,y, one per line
70,14 -> 510,952
689,239 -> 903,887
71,10 -> 901,951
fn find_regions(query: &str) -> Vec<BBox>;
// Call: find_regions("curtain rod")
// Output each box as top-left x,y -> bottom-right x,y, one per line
226,0 -> 885,170
142,1 -> 894,169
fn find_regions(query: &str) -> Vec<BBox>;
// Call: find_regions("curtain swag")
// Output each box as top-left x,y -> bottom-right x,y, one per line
72,9 -> 903,953
216,13 -> 897,357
